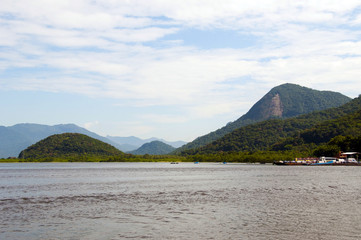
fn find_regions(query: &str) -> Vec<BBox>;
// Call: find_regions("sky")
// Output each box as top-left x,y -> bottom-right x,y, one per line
1,0 -> 361,142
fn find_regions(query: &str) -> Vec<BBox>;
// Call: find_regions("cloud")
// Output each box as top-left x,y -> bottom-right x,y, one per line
1,0 -> 361,133
84,120 -> 99,129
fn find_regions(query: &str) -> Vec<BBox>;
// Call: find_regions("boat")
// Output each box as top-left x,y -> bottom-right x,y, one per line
273,157 -> 317,165
274,152 -> 361,166
310,157 -> 335,165
273,160 -> 310,165
312,152 -> 361,166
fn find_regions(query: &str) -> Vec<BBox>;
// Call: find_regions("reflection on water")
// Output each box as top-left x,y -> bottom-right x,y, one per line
1,162 -> 361,239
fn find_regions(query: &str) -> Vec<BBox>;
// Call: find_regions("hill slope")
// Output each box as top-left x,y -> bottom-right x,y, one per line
175,83 -> 351,153
0,123 -> 122,158
187,95 -> 361,155
272,108 -> 361,151
130,141 -> 176,155
19,133 -> 124,159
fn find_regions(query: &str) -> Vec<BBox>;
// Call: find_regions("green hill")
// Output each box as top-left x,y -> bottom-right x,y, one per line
18,133 -> 124,160
129,141 -> 176,155
175,83 -> 351,153
0,123 -> 123,158
184,95 -> 361,155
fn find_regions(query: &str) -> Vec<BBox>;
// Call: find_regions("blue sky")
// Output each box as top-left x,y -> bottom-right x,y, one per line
1,0 -> 361,142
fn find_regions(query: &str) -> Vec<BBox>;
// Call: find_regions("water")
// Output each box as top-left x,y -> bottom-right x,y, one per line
1,162 -> 361,240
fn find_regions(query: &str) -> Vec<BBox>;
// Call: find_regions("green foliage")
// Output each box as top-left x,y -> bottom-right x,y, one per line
186,150 -> 310,163
183,95 -> 361,155
0,154 -> 187,163
18,133 -> 124,159
246,83 -> 350,120
101,154 -> 187,162
313,145 -> 340,157
175,83 -> 351,153
130,141 -> 175,155
274,110 -> 361,151
13,133 -> 188,162
313,135 -> 361,157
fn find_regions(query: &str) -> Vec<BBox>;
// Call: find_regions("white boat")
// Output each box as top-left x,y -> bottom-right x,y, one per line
312,153 -> 360,165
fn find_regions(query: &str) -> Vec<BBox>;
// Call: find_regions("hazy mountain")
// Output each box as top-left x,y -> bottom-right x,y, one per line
19,133 -> 123,159
0,126 -> 31,158
107,136 -> 186,152
0,123 -> 187,158
175,83 -> 351,153
129,141 -> 176,155
0,123 -> 122,158
115,143 -> 140,152
162,140 -> 187,148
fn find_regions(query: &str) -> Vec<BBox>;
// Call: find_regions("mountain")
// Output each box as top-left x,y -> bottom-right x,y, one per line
19,133 -> 123,159
0,123 -> 187,158
0,123 -> 122,158
0,126 -> 30,158
107,136 -> 186,152
129,141 -> 176,155
175,83 -> 351,153
186,94 -> 361,155
162,140 -> 187,148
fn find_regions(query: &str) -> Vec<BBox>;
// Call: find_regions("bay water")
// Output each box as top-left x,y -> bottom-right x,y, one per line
1,162 -> 361,239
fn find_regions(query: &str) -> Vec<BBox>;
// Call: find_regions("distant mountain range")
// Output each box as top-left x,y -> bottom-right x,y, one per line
0,123 -> 186,158
107,136 -> 186,152
0,123 -> 110,158
174,83 -> 351,154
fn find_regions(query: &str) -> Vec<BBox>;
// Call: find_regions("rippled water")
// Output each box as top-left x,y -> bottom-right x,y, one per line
1,162 -> 361,240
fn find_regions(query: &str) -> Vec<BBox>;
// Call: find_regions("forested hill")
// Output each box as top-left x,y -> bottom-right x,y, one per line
183,94 -> 361,155
0,123 -> 123,158
129,141 -> 175,155
18,133 -> 124,159
175,83 -> 351,153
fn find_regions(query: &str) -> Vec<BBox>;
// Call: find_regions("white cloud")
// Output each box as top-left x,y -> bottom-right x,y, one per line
102,27 -> 179,43
84,120 -> 99,130
2,0 -> 361,140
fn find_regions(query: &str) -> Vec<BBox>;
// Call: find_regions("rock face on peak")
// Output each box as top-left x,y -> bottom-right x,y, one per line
265,93 -> 283,118
174,83 -> 351,153
243,83 -> 351,121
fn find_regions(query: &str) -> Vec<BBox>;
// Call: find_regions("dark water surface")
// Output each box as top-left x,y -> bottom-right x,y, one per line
1,162 -> 361,240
